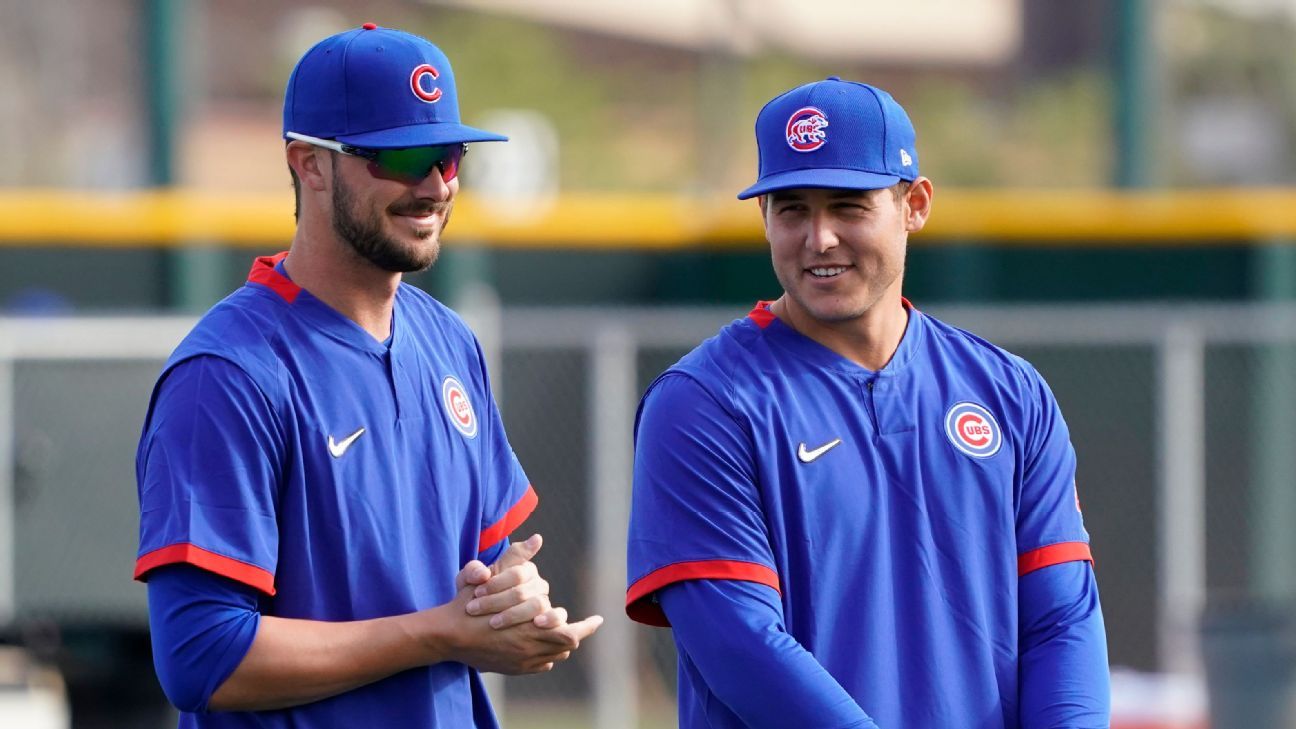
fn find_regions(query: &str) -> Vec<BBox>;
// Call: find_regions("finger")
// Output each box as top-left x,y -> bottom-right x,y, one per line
526,660 -> 557,674
531,627 -> 579,650
531,615 -> 602,649
490,533 -> 542,575
467,580 -> 549,617
565,615 -> 604,642
475,563 -> 542,598
487,596 -> 551,630
533,606 -> 568,629
531,651 -> 570,670
455,560 -> 491,591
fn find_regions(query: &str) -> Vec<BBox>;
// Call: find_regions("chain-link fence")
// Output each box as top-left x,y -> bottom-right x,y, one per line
3,304 -> 1295,727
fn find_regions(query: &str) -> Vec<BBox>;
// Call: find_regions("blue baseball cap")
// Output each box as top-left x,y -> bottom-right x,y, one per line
737,77 -> 918,200
283,23 -> 507,148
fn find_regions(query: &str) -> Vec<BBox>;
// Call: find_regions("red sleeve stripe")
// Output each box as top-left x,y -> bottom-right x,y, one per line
625,559 -> 780,628
1018,541 -> 1093,577
246,251 -> 301,303
134,543 -> 277,596
478,485 -> 539,553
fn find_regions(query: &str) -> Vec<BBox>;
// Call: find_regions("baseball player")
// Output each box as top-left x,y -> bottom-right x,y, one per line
626,78 -> 1109,728
134,25 -> 600,727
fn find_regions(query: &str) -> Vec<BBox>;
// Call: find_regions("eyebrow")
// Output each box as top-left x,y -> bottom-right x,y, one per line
768,189 -> 878,203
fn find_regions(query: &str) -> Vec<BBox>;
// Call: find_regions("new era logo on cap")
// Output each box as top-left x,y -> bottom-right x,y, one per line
283,24 -> 507,149
738,76 -> 918,200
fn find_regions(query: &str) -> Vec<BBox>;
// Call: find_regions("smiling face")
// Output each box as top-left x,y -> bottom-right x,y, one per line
328,150 -> 458,273
762,183 -> 927,330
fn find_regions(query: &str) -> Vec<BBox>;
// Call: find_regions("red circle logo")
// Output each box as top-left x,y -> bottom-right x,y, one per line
441,376 -> 477,438
410,64 -> 443,103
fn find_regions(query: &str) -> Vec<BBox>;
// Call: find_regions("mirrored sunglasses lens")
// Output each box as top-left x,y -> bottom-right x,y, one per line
439,146 -> 464,181
370,146 -> 463,183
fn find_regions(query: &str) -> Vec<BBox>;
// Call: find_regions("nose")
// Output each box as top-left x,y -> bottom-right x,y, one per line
410,168 -> 455,202
806,212 -> 838,254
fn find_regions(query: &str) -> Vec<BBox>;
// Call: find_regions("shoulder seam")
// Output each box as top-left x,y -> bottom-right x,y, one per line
652,368 -> 750,443
162,353 -> 285,428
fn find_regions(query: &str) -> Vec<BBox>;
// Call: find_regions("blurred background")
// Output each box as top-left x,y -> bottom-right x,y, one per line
0,0 -> 1294,727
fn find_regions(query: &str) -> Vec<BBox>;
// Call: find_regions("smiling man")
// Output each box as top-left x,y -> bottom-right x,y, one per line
134,25 -> 600,728
626,78 -> 1110,728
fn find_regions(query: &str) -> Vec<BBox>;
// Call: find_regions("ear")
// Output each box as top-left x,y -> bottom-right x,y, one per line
286,141 -> 329,193
757,194 -> 774,241
903,177 -> 933,233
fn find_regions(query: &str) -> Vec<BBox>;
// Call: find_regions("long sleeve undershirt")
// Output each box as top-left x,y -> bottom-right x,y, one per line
147,565 -> 262,713
1018,561 -> 1111,727
147,539 -> 511,714
659,560 -> 1109,729
660,579 -> 878,729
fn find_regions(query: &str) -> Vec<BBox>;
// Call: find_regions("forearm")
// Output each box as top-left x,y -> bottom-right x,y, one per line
661,579 -> 877,729
211,561 -> 595,712
159,545 -> 593,713
210,608 -> 450,711
1019,561 -> 1111,728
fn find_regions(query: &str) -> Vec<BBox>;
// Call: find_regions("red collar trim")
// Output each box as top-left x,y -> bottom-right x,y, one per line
247,252 -> 301,303
747,301 -> 777,329
749,297 -> 916,329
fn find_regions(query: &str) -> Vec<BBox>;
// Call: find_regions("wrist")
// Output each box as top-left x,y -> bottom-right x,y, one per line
406,603 -> 458,666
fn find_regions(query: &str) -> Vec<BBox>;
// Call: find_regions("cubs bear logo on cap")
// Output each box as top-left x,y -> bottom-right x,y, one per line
786,107 -> 829,152
442,376 -> 478,439
944,402 -> 1001,458
738,76 -> 918,199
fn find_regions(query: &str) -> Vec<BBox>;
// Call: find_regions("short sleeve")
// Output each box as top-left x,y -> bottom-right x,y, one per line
473,340 -> 536,555
626,373 -> 780,627
135,356 -> 284,594
1015,366 -> 1092,577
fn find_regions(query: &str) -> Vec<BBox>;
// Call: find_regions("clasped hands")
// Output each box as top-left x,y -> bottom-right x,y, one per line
443,533 -> 602,675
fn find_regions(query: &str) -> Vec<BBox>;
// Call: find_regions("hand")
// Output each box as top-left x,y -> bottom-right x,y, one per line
426,569 -> 604,675
462,534 -> 558,630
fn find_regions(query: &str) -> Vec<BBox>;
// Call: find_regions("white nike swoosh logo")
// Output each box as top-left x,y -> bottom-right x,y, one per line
327,427 -> 366,458
797,438 -> 842,463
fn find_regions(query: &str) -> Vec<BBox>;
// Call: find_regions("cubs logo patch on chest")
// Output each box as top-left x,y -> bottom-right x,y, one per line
944,402 -> 1001,458
441,375 -> 478,438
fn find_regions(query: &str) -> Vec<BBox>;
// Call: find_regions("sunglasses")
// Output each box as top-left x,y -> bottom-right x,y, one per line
286,132 -> 467,184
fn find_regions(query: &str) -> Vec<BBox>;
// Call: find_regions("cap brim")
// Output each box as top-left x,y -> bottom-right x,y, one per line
336,122 -> 508,148
736,168 -> 903,200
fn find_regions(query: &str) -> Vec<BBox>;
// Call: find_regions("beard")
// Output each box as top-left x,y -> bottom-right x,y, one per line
330,163 -> 452,273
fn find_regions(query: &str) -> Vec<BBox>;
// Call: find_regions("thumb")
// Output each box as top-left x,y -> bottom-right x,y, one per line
491,533 -> 543,575
456,560 -> 491,590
